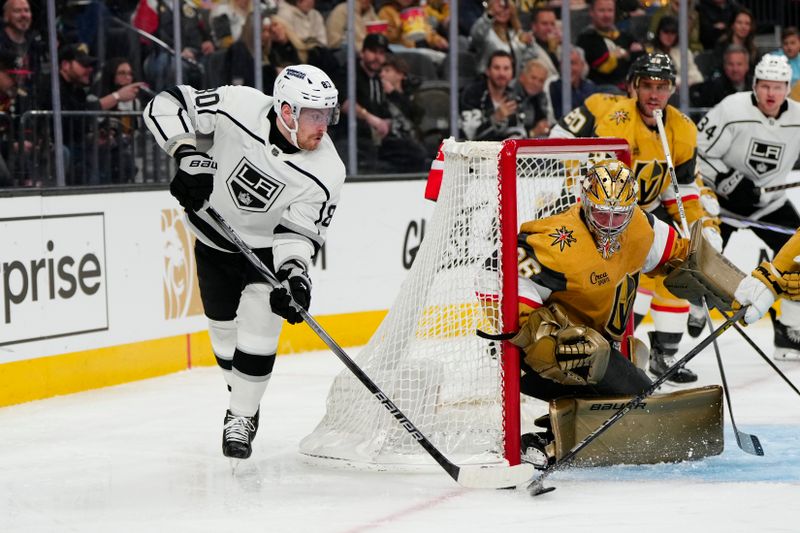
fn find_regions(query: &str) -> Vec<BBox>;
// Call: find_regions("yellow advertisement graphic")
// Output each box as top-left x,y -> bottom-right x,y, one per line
162,209 -> 203,319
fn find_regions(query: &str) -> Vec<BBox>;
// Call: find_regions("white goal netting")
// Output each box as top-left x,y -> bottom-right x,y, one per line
300,138 -> 629,469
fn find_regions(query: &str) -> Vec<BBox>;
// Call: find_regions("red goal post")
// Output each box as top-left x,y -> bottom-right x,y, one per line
300,137 -> 631,471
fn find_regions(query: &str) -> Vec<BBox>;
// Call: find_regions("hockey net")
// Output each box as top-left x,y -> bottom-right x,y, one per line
300,138 -> 630,470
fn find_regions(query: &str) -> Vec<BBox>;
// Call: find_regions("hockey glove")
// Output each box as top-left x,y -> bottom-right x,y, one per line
715,170 -> 761,215
511,303 -> 610,386
733,261 -> 784,324
170,150 -> 216,211
269,260 -> 311,324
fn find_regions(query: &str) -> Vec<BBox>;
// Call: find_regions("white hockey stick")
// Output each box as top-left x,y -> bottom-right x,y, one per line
761,180 -> 800,194
654,110 -> 763,456
204,205 -> 534,489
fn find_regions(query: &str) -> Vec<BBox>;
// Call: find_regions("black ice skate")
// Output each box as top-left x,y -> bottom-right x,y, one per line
686,305 -> 707,338
769,308 -> 800,361
520,432 -> 555,470
648,331 -> 697,384
222,410 -> 258,460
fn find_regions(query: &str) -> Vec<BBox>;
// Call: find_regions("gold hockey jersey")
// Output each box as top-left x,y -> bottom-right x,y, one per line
517,204 -> 683,341
554,94 -> 703,223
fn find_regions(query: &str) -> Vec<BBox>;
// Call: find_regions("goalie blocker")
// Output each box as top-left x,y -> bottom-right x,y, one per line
664,222 -> 746,311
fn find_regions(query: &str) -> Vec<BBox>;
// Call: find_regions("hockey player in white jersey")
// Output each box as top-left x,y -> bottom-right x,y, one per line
697,54 -> 800,360
143,65 -> 346,459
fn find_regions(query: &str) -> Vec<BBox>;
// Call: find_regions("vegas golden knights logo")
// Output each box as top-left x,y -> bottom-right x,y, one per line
606,272 -> 640,339
633,160 -> 668,205
162,209 -> 204,319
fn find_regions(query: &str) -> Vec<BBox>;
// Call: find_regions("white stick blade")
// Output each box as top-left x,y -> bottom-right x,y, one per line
456,463 -> 536,489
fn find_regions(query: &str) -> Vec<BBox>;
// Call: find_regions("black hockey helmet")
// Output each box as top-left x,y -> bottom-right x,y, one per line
627,52 -> 676,87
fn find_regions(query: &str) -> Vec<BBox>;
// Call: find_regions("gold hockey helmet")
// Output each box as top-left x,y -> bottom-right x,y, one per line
581,160 -> 638,258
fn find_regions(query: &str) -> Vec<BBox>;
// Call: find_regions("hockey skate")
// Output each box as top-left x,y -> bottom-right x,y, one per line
647,331 -> 698,384
520,432 -> 555,470
769,308 -> 800,361
686,304 -> 707,338
222,410 -> 258,460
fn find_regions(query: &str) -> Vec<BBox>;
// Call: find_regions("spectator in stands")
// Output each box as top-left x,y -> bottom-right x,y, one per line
38,43 -> 145,185
379,0 -> 448,51
689,43 -> 750,109
326,0 -> 379,51
469,0 -> 530,76
774,27 -> 800,88
334,32 -> 393,171
648,16 -> 704,90
210,0 -> 253,49
544,45 -> 599,124
576,0 -> 642,91
511,58 -> 550,137
696,0 -> 741,51
648,0 -> 702,54
379,54 -> 428,170
0,50 -> 18,186
519,7 -> 560,79
143,1 -> 215,91
279,0 -> 339,73
459,50 -> 526,141
712,7 -> 757,72
95,57 -> 145,184
0,0 -> 42,98
424,0 -> 449,38
228,14 -> 299,90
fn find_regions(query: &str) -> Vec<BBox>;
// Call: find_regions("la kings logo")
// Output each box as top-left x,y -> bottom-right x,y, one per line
226,157 -> 286,212
746,139 -> 784,177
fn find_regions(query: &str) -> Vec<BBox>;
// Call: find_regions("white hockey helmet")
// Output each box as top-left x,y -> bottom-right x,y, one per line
273,64 -> 340,147
753,54 -> 792,86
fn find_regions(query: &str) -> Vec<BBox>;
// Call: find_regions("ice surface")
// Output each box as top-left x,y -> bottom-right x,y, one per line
0,322 -> 798,532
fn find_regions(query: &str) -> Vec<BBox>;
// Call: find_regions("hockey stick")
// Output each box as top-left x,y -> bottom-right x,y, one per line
702,307 -> 764,455
204,206 -> 534,489
528,308 -> 746,496
654,110 -> 762,456
719,213 -> 796,236
735,310 -> 800,398
761,181 -> 800,194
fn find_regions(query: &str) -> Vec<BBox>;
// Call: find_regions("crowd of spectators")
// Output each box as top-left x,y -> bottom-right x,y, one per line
0,0 -> 798,186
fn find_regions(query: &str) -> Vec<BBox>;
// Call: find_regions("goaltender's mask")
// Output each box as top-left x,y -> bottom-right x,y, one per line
581,160 -> 638,259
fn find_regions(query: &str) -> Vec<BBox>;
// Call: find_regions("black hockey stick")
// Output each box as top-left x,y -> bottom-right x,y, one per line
734,310 -> 800,398
761,180 -> 800,194
204,206 -> 534,489
528,308 -> 746,496
719,213 -> 795,236
701,305 -> 763,456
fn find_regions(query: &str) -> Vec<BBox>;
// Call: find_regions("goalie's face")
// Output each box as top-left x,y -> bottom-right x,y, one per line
581,162 -> 638,257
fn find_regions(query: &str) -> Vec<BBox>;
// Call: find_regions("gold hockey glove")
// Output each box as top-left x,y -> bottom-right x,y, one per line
511,304 -> 610,386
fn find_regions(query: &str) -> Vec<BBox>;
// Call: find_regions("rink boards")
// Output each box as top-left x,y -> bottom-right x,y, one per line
0,178 -> 795,406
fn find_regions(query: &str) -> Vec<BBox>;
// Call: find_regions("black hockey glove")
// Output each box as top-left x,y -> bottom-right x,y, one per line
170,150 -> 216,211
715,169 -> 761,216
269,260 -> 311,324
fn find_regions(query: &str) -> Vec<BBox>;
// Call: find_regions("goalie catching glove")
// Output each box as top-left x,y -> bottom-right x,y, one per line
511,303 -> 610,386
269,260 -> 311,324
734,261 -> 800,324
171,149 -> 216,211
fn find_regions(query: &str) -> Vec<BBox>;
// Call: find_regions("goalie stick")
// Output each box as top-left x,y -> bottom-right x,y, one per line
528,307 -> 747,496
654,109 -> 763,457
204,206 -> 535,490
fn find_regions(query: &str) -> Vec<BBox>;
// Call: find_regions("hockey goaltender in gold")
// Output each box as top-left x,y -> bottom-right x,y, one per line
507,159 -> 745,468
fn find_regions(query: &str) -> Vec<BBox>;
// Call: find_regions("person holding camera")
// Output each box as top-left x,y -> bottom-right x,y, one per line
459,50 -> 526,141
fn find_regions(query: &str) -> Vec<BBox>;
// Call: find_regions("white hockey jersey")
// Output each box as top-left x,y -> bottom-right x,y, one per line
697,91 -> 800,217
143,85 -> 346,271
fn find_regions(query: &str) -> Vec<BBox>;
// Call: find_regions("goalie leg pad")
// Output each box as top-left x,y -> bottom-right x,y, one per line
549,385 -> 724,466
664,222 -> 746,311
